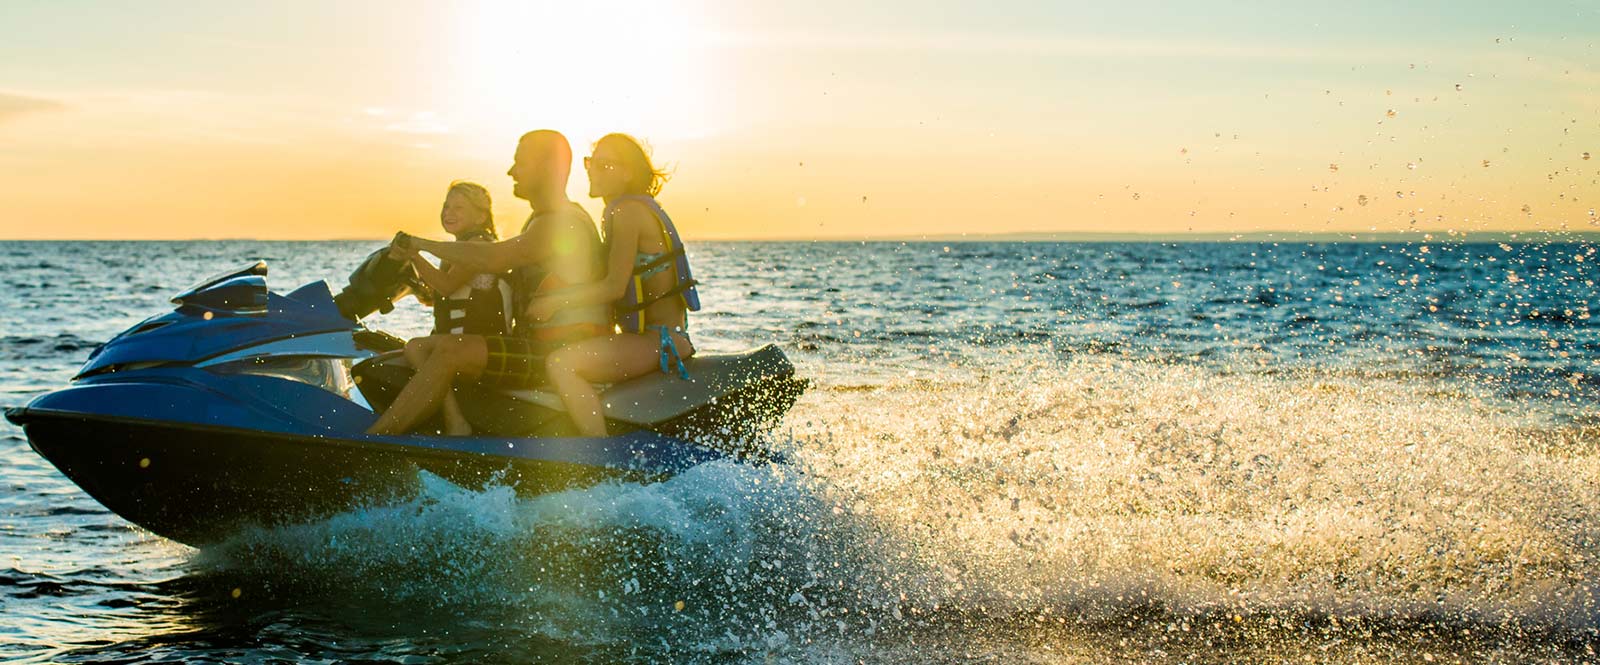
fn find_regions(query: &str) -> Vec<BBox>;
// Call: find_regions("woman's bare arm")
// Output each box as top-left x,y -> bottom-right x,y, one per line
527,204 -> 649,318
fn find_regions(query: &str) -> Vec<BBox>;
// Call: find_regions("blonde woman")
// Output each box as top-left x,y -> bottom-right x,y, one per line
528,134 -> 700,436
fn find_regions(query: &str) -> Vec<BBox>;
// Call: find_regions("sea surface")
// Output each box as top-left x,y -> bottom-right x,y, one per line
3,239 -> 1599,663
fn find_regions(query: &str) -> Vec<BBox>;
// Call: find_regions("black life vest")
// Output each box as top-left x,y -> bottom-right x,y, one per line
431,230 -> 513,336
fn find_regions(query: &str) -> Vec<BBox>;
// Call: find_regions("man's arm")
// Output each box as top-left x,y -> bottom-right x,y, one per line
408,233 -> 541,273
405,249 -> 474,296
527,205 -> 647,319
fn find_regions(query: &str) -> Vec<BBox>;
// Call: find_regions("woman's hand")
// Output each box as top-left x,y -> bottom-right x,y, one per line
525,296 -> 559,322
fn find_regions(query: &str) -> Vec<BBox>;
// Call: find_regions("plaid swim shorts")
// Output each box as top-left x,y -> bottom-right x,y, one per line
479,335 -> 561,388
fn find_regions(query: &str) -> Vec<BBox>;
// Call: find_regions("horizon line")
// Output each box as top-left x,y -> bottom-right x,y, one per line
3,230 -> 1598,243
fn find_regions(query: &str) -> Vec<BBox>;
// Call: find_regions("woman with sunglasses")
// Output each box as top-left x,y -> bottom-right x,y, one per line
525,133 -> 700,437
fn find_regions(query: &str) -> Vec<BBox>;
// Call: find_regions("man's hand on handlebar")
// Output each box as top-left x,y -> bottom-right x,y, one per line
386,231 -> 417,260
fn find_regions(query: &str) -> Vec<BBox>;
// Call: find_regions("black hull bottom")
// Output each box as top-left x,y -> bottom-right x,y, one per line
18,414 -> 634,547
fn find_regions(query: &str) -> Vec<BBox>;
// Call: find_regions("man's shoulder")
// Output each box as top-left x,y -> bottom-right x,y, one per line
516,203 -> 594,238
546,203 -> 597,236
555,202 -> 595,225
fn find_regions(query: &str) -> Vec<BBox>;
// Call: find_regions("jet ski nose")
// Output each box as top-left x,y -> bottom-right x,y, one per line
5,406 -> 28,426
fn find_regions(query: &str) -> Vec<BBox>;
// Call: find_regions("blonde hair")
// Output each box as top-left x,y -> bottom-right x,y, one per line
596,133 -> 670,197
444,180 -> 496,239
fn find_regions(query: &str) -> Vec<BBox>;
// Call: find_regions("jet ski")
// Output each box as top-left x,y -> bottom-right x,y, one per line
5,256 -> 805,547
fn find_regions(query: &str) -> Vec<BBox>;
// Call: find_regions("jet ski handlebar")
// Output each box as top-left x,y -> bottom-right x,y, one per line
332,243 -> 425,321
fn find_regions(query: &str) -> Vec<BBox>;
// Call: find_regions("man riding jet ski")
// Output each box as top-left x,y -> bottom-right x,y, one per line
4,258 -> 803,547
7,130 -> 801,547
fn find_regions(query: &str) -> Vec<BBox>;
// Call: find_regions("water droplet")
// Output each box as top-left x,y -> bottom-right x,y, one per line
674,600 -> 686,612
1179,147 -> 1188,154
1521,204 -> 1533,215
1407,162 -> 1417,170
1455,83 -> 1463,91
1386,109 -> 1397,118
1357,194 -> 1369,206
1584,152 -> 1592,161
139,458 -> 150,469
1396,191 -> 1406,199
231,588 -> 242,599
1328,163 -> 1339,172
1482,160 -> 1491,168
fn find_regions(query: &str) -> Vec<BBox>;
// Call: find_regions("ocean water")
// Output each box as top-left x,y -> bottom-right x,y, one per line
2,239 -> 1598,662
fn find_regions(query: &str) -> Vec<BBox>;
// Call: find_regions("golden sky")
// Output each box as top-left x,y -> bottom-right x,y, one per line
0,1 -> 1596,239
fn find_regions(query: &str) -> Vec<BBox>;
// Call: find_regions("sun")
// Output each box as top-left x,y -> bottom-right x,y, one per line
450,0 -> 722,155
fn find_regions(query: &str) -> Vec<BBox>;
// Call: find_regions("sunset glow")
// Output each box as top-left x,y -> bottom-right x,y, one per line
0,1 -> 1595,239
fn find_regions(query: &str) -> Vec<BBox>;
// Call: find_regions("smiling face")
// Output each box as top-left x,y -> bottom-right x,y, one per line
439,190 -> 486,237
505,130 -> 573,204
507,141 -> 546,202
584,141 -> 629,199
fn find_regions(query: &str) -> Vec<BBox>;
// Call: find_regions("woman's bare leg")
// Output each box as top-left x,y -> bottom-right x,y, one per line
366,335 -> 488,435
545,332 -> 690,437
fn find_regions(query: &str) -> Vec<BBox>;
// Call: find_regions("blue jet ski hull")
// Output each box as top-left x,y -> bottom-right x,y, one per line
5,262 -> 804,547
7,405 -> 719,546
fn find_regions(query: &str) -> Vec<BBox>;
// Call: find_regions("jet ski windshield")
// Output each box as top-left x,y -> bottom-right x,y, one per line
171,261 -> 270,313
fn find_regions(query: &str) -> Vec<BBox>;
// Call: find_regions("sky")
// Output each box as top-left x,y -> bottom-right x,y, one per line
0,0 -> 1596,240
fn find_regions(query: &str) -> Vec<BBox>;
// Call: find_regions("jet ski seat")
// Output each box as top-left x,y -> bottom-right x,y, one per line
352,344 -> 804,443
500,345 -> 793,427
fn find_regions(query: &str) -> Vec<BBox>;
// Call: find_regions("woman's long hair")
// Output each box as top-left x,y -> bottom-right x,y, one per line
596,133 -> 670,197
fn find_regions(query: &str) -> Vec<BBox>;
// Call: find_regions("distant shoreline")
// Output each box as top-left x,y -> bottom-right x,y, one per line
3,231 -> 1598,243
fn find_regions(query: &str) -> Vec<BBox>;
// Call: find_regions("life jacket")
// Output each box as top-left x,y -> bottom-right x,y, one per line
511,204 -> 610,343
604,195 -> 701,334
431,230 -> 513,336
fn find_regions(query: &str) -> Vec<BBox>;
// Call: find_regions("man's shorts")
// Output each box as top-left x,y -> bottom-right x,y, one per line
479,336 -> 562,388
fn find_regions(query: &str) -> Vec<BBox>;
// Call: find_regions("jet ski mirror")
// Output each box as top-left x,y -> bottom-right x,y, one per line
171,261 -> 270,314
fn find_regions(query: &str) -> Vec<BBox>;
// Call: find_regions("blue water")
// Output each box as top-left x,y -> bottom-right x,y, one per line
3,240 -> 1598,662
